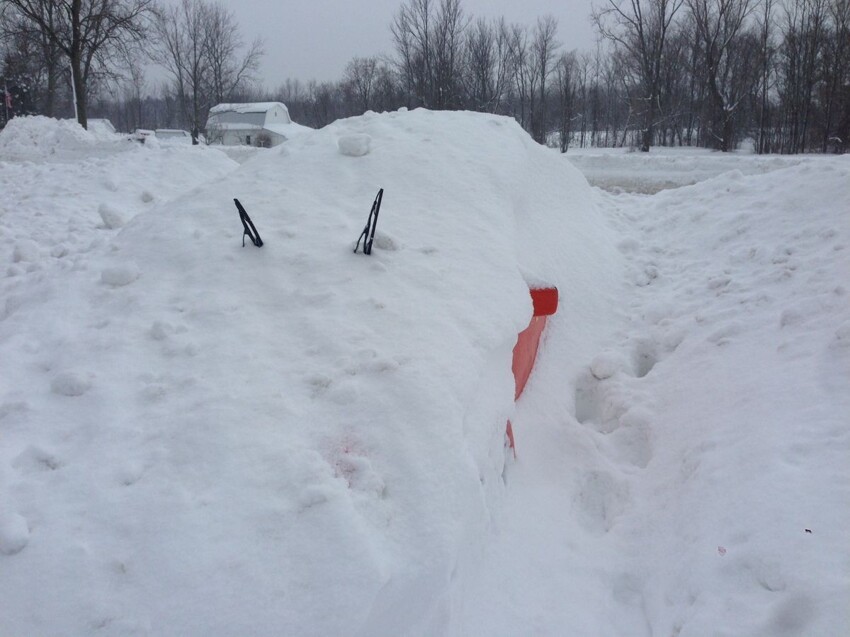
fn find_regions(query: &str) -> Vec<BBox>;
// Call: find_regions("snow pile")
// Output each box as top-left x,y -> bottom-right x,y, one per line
0,118 -> 239,275
0,109 -> 623,635
3,108 -> 846,636
0,115 -> 103,160
449,155 -> 850,635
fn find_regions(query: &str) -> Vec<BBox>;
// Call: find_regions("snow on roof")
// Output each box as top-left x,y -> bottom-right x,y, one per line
209,102 -> 288,115
207,122 -> 264,131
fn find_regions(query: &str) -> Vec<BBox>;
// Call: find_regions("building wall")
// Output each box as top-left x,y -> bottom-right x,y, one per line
263,105 -> 291,126
216,128 -> 285,147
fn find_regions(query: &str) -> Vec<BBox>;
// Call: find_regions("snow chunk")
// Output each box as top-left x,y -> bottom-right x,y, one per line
51,370 -> 92,397
98,203 -> 126,229
101,263 -> 140,287
590,352 -> 624,380
338,134 -> 372,157
0,512 -> 29,555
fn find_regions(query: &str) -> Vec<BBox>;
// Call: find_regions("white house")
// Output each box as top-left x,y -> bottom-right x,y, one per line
205,102 -> 308,147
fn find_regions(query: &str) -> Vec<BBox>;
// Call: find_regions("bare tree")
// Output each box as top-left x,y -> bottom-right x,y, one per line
530,15 -> 559,143
507,23 -> 533,130
820,0 -> 850,151
686,0 -> 758,151
754,0 -> 777,153
3,0 -> 154,128
153,0 -> 211,143
391,0 -> 467,108
343,56 -> 380,112
462,18 -> 511,112
205,2 -> 263,105
593,0 -> 686,151
555,50 -> 579,151
154,0 -> 261,143
391,0 -> 434,107
1,3 -> 65,116
779,0 -> 829,152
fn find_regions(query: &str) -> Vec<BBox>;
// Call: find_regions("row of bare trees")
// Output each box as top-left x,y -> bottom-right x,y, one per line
266,0 -> 848,153
592,0 -> 850,153
2,0 -> 848,153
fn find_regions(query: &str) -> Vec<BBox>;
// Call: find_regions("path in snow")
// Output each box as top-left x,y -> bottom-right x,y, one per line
448,156 -> 850,636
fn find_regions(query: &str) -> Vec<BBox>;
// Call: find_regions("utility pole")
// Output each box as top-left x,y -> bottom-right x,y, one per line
69,63 -> 78,123
3,79 -> 9,124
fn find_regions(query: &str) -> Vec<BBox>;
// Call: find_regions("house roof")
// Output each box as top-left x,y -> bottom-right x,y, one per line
209,102 -> 288,115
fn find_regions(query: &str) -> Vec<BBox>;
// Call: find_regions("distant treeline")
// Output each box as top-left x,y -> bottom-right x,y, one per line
2,0 -> 848,153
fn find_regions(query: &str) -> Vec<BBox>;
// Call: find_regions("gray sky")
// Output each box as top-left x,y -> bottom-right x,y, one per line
227,0 -> 599,87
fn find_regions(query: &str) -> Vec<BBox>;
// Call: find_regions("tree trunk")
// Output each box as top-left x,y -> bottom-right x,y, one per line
70,53 -> 87,128
70,0 -> 87,129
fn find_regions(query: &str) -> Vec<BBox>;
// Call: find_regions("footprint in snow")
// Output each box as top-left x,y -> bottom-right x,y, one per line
573,470 -> 629,535
101,263 -> 140,287
629,337 -> 659,378
12,240 -> 39,263
51,370 -> 92,397
12,445 -> 62,473
0,511 -> 29,555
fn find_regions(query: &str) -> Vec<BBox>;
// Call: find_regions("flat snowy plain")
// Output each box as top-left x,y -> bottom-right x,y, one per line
0,114 -> 848,636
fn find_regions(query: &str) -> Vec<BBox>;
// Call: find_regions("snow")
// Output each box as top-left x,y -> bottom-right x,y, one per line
264,121 -> 314,139
338,133 -> 372,157
0,113 -> 848,636
209,102 -> 288,115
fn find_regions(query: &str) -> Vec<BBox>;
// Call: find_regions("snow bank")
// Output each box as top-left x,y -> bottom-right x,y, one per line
0,115 -> 102,159
566,146 -> 811,194
0,117 -> 239,277
0,109 -> 623,635
450,154 -> 850,636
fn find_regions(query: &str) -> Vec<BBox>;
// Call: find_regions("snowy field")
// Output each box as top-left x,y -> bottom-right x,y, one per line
0,114 -> 847,636
566,145 -> 823,195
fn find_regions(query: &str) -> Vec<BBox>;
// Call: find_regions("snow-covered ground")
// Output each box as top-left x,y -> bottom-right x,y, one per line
566,145 -> 824,195
0,114 -> 847,636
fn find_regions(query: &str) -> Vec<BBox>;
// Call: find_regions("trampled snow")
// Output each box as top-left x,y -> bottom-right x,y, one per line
0,113 -> 848,636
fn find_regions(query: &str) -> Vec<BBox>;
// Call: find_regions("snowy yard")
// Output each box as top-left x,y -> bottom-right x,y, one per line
0,114 -> 848,636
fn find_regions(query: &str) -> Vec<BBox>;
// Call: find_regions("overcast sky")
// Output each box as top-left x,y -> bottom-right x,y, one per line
226,0 -> 600,87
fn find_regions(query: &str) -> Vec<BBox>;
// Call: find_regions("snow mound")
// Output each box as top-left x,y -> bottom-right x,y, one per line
0,115 -> 102,159
0,109 -> 623,635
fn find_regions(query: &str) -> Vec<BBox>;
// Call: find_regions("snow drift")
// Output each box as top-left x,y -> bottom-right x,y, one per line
0,110 -> 623,635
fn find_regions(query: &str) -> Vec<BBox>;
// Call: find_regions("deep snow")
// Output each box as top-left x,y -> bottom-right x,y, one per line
0,114 -> 848,636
